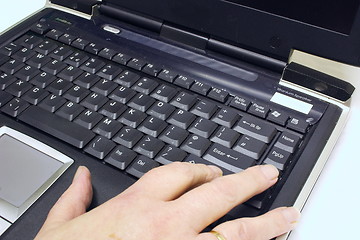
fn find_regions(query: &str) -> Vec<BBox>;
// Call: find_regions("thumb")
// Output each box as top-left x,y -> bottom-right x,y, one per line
39,166 -> 93,231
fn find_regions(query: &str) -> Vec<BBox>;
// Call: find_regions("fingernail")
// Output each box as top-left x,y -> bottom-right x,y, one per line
260,164 -> 279,181
208,165 -> 223,177
282,207 -> 301,227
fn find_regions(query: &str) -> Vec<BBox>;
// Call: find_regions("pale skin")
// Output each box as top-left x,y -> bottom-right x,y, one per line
35,163 -> 301,240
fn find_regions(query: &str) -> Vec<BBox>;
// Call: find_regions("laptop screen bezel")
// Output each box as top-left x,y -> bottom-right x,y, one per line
104,0 -> 360,66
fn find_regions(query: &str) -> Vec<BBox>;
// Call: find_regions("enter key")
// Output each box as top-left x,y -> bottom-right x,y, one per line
204,143 -> 255,173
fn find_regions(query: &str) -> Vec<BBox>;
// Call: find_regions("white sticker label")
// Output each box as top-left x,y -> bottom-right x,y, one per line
270,92 -> 313,114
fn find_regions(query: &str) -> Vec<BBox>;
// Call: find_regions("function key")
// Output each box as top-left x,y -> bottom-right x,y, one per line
127,58 -> 147,70
248,102 -> 270,118
58,33 -> 77,45
208,87 -> 229,103
98,48 -> 117,60
287,117 -> 309,133
85,42 -> 102,55
45,29 -> 63,40
71,38 -> 90,50
190,81 -> 211,96
174,75 -> 194,89
142,63 -> 162,76
113,52 -> 131,65
158,68 -> 178,83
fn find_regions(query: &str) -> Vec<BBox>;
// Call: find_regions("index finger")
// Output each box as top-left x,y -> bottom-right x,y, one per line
174,165 -> 279,231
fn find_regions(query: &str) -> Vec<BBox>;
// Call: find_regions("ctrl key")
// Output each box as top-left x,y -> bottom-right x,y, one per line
126,156 -> 160,178
263,147 -> 291,171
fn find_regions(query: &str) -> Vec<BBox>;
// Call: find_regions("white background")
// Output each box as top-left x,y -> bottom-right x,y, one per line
1,1 -> 360,239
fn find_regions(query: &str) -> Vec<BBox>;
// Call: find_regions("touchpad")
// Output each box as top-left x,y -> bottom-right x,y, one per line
0,126 -> 73,229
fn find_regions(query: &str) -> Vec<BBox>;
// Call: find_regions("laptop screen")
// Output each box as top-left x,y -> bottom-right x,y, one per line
225,0 -> 360,35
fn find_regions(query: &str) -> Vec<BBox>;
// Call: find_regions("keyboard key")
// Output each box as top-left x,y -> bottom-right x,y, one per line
211,126 -> 240,148
147,101 -> 175,120
74,72 -> 100,89
46,78 -> 72,95
91,78 -> 118,96
158,68 -> 178,83
0,91 -> 13,107
71,38 -> 90,50
267,109 -> 289,126
0,58 -> 25,74
42,59 -> 67,75
156,145 -> 187,164
81,92 -> 108,111
170,91 -> 197,111
105,146 -> 137,170
98,48 -> 117,60
113,52 -> 131,65
31,22 -> 50,35
208,87 -> 229,103
1,97 -> 30,117
233,135 -> 267,160
204,143 -> 255,173
181,134 -> 211,157
115,70 -> 140,88
34,40 -> 58,55
85,42 -> 103,55
264,147 -> 291,170
30,71 -> 56,88
233,115 -> 277,143
109,86 -> 137,104
15,65 -> 40,81
74,109 -> 103,129
274,131 -> 301,153
27,53 -> 52,69
167,108 -> 196,129
132,77 -> 159,95
118,108 -> 147,128
151,84 -> 177,103
99,100 -> 127,119
190,99 -> 218,119
58,33 -> 77,45
0,72 -> 16,90
84,135 -> 116,159
184,154 -> 233,175
248,102 -> 270,118
142,63 -> 162,76
17,34 -> 42,49
159,125 -> 189,147
190,81 -> 211,96
174,75 -> 194,89
58,65 -> 83,81
133,135 -> 165,158
97,63 -> 123,80
38,94 -> 67,112
55,101 -> 84,121
212,107 -> 240,127
188,117 -> 218,138
18,105 -> 96,148
230,95 -> 251,111
65,51 -> 89,67
46,29 -> 63,40
80,57 -> 106,74
128,93 -> 155,112
127,58 -> 147,70
0,42 -> 21,56
287,117 -> 309,133
64,85 -> 90,103
126,156 -> 160,178
12,47 -> 35,62
93,117 -> 123,138
50,46 -> 73,61
138,116 -> 168,137
113,126 -> 143,148
5,79 -> 32,97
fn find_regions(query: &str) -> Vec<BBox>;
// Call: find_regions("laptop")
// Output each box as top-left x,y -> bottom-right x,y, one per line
0,0 -> 357,239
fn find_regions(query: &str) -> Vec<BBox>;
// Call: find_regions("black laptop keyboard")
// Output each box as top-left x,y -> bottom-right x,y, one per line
0,24 -> 308,209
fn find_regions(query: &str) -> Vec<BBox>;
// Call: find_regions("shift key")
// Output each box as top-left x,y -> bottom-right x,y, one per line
204,143 -> 255,173
18,106 -> 95,148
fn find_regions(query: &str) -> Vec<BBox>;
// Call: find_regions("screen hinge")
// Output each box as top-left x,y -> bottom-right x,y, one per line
282,62 -> 355,101
98,4 -> 163,33
50,0 -> 101,15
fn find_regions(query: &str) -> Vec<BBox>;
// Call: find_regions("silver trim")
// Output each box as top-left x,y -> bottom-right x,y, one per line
275,69 -> 351,240
0,127 -> 73,232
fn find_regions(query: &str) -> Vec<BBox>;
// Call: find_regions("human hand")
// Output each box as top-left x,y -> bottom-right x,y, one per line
35,163 -> 300,240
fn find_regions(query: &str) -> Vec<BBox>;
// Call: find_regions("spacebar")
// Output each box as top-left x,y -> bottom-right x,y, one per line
18,106 -> 96,148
